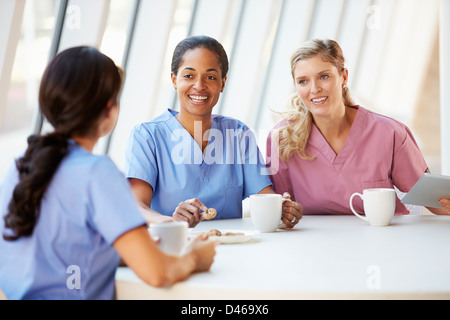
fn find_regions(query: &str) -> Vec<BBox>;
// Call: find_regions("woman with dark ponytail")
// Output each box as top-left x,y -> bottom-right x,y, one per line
0,46 -> 217,300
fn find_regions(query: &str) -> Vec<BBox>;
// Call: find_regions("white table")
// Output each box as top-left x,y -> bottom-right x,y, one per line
115,215 -> 450,300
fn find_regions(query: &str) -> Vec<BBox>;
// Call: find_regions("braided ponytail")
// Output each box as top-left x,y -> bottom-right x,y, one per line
3,132 -> 69,240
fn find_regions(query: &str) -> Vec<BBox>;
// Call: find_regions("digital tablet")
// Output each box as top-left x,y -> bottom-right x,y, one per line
401,173 -> 450,208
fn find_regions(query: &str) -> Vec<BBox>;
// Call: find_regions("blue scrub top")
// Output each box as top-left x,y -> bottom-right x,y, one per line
0,142 -> 146,300
125,109 -> 272,219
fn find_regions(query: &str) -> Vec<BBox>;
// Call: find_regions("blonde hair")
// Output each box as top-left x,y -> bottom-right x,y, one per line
275,39 -> 355,163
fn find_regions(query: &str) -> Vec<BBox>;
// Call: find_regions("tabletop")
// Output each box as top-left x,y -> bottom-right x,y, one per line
115,214 -> 450,300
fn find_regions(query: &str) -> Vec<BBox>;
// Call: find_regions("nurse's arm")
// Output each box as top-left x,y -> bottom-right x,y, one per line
128,178 -> 174,224
258,185 -> 276,194
114,226 -> 218,287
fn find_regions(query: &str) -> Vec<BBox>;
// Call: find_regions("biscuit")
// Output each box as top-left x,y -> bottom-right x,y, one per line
223,232 -> 244,236
205,229 -> 221,236
202,208 -> 217,220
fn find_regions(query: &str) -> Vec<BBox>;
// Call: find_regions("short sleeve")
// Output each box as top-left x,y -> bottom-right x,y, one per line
87,157 -> 146,245
391,126 -> 428,192
124,125 -> 158,189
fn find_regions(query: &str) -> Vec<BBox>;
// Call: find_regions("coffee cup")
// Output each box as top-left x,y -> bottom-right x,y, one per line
349,188 -> 396,226
148,221 -> 188,256
250,194 -> 288,232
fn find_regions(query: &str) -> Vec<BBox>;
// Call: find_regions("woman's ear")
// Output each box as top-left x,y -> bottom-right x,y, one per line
221,75 -> 227,92
342,68 -> 349,87
171,72 -> 177,89
103,99 -> 119,122
98,99 -> 119,137
106,99 -> 115,112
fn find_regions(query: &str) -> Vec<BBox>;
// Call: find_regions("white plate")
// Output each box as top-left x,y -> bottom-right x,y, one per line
188,229 -> 259,244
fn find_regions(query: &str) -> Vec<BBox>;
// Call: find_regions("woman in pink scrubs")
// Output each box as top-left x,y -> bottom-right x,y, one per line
267,39 -> 448,216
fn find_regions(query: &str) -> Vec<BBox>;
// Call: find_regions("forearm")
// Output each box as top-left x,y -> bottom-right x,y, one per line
137,202 -> 173,224
129,178 -> 172,224
258,185 -> 275,194
160,252 -> 197,286
115,227 -> 196,287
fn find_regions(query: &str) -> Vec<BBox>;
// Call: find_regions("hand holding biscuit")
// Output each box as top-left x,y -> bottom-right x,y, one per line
172,199 -> 217,228
172,198 -> 206,227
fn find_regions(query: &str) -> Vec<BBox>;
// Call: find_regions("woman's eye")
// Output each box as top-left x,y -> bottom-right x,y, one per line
207,76 -> 217,80
183,74 -> 193,79
320,74 -> 329,80
298,80 -> 307,85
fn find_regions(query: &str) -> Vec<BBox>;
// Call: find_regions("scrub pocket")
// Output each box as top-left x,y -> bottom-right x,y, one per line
215,184 -> 243,219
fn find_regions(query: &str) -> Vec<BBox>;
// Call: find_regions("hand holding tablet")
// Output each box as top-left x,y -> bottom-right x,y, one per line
401,173 -> 450,209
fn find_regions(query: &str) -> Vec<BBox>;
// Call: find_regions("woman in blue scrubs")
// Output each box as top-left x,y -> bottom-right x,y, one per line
0,47 -> 217,299
125,35 -> 303,228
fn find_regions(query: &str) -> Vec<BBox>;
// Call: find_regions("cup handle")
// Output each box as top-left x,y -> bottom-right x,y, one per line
349,193 -> 368,222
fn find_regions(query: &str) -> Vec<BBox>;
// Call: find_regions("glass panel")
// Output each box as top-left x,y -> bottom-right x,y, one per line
2,1 -> 56,134
95,0 -> 135,155
154,0 -> 195,112
0,0 -> 57,179
100,0 -> 135,66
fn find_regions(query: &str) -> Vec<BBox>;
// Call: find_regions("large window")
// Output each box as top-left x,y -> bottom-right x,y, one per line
100,0 -> 135,66
0,0 -> 57,179
0,0 -> 444,182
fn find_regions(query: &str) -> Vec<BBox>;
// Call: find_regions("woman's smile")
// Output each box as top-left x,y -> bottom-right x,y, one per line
188,94 -> 209,104
311,96 -> 328,105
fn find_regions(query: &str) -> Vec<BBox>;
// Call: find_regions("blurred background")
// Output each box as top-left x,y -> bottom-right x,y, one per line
0,0 -> 447,183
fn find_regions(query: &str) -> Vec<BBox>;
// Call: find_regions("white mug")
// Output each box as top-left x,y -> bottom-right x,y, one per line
250,194 -> 288,232
349,188 -> 396,227
148,221 -> 188,256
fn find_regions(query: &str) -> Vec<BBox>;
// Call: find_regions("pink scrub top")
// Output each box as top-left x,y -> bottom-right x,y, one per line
266,106 -> 428,215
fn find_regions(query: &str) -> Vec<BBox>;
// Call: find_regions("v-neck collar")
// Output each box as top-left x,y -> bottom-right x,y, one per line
309,106 -> 366,169
167,109 -> 216,166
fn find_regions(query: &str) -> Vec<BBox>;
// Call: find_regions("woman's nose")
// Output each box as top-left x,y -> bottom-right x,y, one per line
193,78 -> 206,90
311,81 -> 321,93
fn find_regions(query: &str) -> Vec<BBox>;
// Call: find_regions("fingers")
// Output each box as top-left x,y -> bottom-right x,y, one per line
282,192 -> 291,200
281,199 -> 303,229
150,235 -> 161,244
191,236 -> 219,272
173,198 -> 207,227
